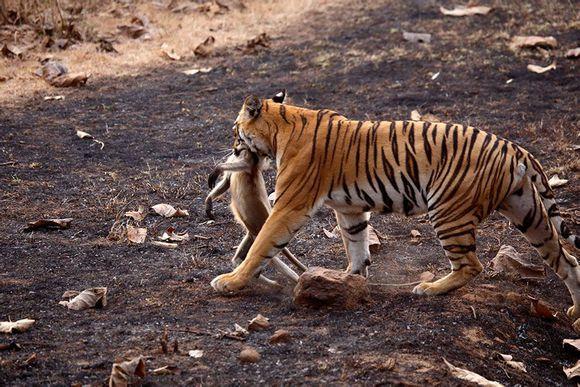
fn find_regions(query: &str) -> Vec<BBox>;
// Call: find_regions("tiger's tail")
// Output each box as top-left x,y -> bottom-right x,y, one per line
525,153 -> 579,249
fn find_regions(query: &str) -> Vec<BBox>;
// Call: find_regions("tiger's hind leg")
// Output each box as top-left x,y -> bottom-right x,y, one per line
498,180 -> 580,319
413,221 -> 483,295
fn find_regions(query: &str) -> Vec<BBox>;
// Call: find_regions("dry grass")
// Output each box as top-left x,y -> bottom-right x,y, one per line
0,0 -> 321,104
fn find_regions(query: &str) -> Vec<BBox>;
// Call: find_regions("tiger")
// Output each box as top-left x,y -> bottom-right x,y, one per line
210,90 -> 580,322
205,146 -> 307,285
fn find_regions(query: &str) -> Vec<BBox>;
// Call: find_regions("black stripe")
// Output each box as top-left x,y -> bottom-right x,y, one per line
345,221 -> 368,235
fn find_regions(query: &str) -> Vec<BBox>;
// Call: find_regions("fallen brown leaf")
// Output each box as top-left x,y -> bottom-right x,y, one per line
188,349 -> 204,358
527,62 -> 556,74
403,31 -> 431,44
109,356 -> 146,387
323,228 -> 338,239
566,48 -> 580,58
151,203 -> 189,218
126,225 -> 147,244
59,287 -> 107,310
440,6 -> 492,17
443,358 -> 504,386
124,206 -> 147,222
497,353 -> 527,373
563,360 -> 580,380
410,110 -> 421,121
248,314 -> 270,331
0,342 -> 21,350
0,319 -> 35,334
23,218 -> 72,232
48,72 -> 89,88
563,339 -> 580,352
239,347 -> 260,363
1,44 -> 25,59
410,229 -> 422,238
529,296 -> 557,320
548,174 -> 568,188
76,130 -> 93,139
509,36 -> 558,51
161,43 -> 181,61
491,245 -> 545,279
410,110 -> 441,122
245,32 -> 270,51
159,227 -> 189,242
194,36 -> 215,57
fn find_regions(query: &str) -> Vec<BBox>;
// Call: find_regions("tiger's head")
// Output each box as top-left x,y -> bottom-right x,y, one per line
232,90 -> 287,158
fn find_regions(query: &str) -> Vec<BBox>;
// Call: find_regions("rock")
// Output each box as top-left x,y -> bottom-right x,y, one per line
293,267 -> 369,309
239,347 -> 260,363
269,329 -> 291,344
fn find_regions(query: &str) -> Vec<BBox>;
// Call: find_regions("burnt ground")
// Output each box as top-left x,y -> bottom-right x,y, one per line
1,0 -> 579,385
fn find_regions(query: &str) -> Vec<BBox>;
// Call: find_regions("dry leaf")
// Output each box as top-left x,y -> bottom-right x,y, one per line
159,227 -> 189,242
410,110 -> 422,121
403,31 -> 431,44
509,36 -> 558,51
76,130 -> 93,139
44,95 -> 64,101
245,33 -> 270,51
491,245 -> 544,279
49,73 -> 89,88
161,43 -> 180,61
182,67 -> 212,75
194,36 -> 215,57
0,319 -> 35,334
248,314 -> 270,331
410,229 -> 421,238
527,62 -> 556,74
1,44 -> 25,59
109,356 -> 146,387
152,365 -> 179,375
444,358 -> 504,387
23,218 -> 72,232
563,360 -> 580,380
188,349 -> 204,358
498,354 -> 527,373
151,203 -> 189,218
563,339 -> 580,352
369,226 -> 381,253
410,110 -> 441,122
440,6 -> 492,17
151,241 -> 179,249
529,296 -> 557,319
323,228 -> 338,239
548,174 -> 568,188
566,48 -> 580,58
239,347 -> 260,363
59,287 -> 107,310
124,206 -> 147,222
126,225 -> 147,244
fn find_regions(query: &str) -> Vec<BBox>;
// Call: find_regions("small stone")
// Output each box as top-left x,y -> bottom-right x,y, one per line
269,329 -> 291,344
239,347 -> 260,363
293,267 -> 369,309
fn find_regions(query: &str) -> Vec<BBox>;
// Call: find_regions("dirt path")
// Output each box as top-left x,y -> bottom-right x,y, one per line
1,1 -> 578,385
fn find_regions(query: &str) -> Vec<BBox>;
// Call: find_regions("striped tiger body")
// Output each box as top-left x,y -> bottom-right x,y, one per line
211,92 -> 579,323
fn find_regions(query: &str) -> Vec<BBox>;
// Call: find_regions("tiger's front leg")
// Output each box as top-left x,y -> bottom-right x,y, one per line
211,207 -> 311,293
335,210 -> 371,277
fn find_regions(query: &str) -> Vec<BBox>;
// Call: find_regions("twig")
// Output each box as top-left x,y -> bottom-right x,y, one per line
368,280 -> 421,287
165,327 -> 212,336
0,161 -> 18,166
470,305 -> 477,319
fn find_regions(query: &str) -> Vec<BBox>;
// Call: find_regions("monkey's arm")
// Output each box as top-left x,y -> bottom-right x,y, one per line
205,173 -> 231,220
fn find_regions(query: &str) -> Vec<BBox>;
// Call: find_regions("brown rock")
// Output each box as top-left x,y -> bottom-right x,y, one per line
239,347 -> 260,363
293,267 -> 369,309
269,329 -> 291,344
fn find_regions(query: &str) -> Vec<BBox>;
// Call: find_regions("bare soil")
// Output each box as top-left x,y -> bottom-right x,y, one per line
1,0 -> 579,385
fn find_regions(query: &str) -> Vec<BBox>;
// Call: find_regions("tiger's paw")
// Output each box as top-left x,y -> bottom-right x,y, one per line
567,305 -> 580,320
211,272 -> 248,293
412,282 -> 444,296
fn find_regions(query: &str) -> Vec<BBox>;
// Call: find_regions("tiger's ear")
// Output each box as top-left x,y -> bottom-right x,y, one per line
243,95 -> 262,119
272,89 -> 287,104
